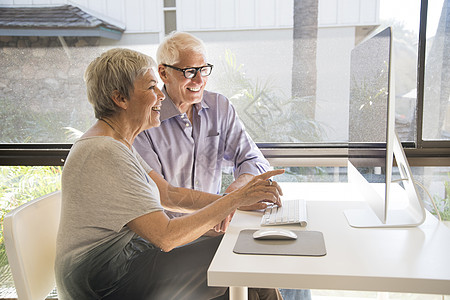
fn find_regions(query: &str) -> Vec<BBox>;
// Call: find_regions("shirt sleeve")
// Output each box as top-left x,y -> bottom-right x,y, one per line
221,96 -> 270,178
133,147 -> 153,174
133,130 -> 163,176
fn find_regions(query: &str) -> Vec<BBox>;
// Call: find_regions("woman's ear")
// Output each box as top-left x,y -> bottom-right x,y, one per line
111,90 -> 128,110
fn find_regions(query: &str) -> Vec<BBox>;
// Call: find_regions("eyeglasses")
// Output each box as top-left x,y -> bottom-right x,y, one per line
163,63 -> 213,79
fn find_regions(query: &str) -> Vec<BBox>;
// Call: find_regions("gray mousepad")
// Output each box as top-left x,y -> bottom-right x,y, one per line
233,229 -> 326,256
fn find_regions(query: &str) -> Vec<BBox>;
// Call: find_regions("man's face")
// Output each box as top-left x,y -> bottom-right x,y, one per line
159,49 -> 209,108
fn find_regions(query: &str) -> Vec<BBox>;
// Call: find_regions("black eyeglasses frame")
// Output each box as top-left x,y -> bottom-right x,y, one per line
162,63 -> 213,79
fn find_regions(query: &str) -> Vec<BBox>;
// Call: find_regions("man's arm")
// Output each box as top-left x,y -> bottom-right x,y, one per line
220,95 -> 270,178
222,98 -> 272,210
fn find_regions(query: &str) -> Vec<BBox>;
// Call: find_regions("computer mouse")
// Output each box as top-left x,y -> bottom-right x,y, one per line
252,229 -> 297,240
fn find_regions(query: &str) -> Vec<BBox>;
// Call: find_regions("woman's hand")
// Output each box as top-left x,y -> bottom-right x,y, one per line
232,169 -> 284,208
209,210 -> 236,235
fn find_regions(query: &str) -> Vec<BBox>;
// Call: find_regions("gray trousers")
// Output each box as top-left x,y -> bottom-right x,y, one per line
101,234 -> 302,300
103,235 -> 228,300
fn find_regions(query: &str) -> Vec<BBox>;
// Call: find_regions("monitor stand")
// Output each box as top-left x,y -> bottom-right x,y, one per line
344,132 -> 426,228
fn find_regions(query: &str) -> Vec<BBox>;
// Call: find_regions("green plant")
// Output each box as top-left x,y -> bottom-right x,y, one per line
0,94 -> 92,143
214,49 -> 327,143
64,126 -> 84,142
0,166 -> 62,267
431,179 -> 450,221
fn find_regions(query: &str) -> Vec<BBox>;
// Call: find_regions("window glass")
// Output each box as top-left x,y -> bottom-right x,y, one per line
228,165 -> 448,221
164,0 -> 176,8
0,166 -> 61,280
0,1 -> 436,144
0,37 -> 100,143
379,0 -> 421,142
205,0 -> 422,143
164,10 -> 177,35
410,166 -> 450,221
423,0 -> 450,140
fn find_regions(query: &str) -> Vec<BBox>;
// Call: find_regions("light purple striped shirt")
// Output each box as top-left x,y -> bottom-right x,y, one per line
134,87 -> 269,195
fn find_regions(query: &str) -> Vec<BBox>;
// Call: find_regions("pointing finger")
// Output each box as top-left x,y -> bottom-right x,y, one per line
256,169 -> 285,181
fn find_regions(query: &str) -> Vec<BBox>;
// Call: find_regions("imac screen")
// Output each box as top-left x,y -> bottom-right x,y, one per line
346,27 -> 425,228
349,28 -> 391,146
348,27 -> 393,223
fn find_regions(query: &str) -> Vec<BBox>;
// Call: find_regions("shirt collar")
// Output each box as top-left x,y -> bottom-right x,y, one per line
160,86 -> 210,121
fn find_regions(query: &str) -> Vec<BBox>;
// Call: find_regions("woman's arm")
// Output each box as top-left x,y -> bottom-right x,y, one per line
127,169 -> 284,252
147,170 -> 222,212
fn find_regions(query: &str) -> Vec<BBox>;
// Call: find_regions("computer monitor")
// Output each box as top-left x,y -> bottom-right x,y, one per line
344,27 -> 426,228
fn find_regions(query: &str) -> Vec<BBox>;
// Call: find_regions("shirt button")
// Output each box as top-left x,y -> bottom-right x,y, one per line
185,123 -> 190,127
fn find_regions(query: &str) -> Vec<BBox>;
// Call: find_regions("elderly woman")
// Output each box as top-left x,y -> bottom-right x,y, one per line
55,48 -> 283,300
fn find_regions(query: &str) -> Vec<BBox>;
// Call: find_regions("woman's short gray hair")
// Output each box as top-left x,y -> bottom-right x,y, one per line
157,31 -> 207,65
84,48 -> 156,119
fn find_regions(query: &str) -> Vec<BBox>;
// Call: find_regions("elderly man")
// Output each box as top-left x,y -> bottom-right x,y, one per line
135,32 -> 269,206
134,31 -> 310,300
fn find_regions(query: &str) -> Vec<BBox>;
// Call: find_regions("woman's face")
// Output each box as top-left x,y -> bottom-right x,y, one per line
128,68 -> 165,130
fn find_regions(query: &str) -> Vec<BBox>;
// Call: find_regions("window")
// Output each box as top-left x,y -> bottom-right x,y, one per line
163,0 -> 177,35
423,0 -> 450,141
0,1 -> 449,298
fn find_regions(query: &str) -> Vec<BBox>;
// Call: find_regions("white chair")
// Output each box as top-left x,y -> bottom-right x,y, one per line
3,191 -> 61,300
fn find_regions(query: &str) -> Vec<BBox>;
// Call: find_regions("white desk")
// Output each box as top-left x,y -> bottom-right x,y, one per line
207,182 -> 450,300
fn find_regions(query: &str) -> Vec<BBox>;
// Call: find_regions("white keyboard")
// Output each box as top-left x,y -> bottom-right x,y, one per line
260,199 -> 307,226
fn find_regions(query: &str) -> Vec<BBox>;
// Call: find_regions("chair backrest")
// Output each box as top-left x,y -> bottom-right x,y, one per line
3,191 -> 61,300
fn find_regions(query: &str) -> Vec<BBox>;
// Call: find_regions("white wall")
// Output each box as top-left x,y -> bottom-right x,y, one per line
176,0 -> 379,32
0,0 -> 379,33
177,0 -> 293,31
319,0 -> 379,27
